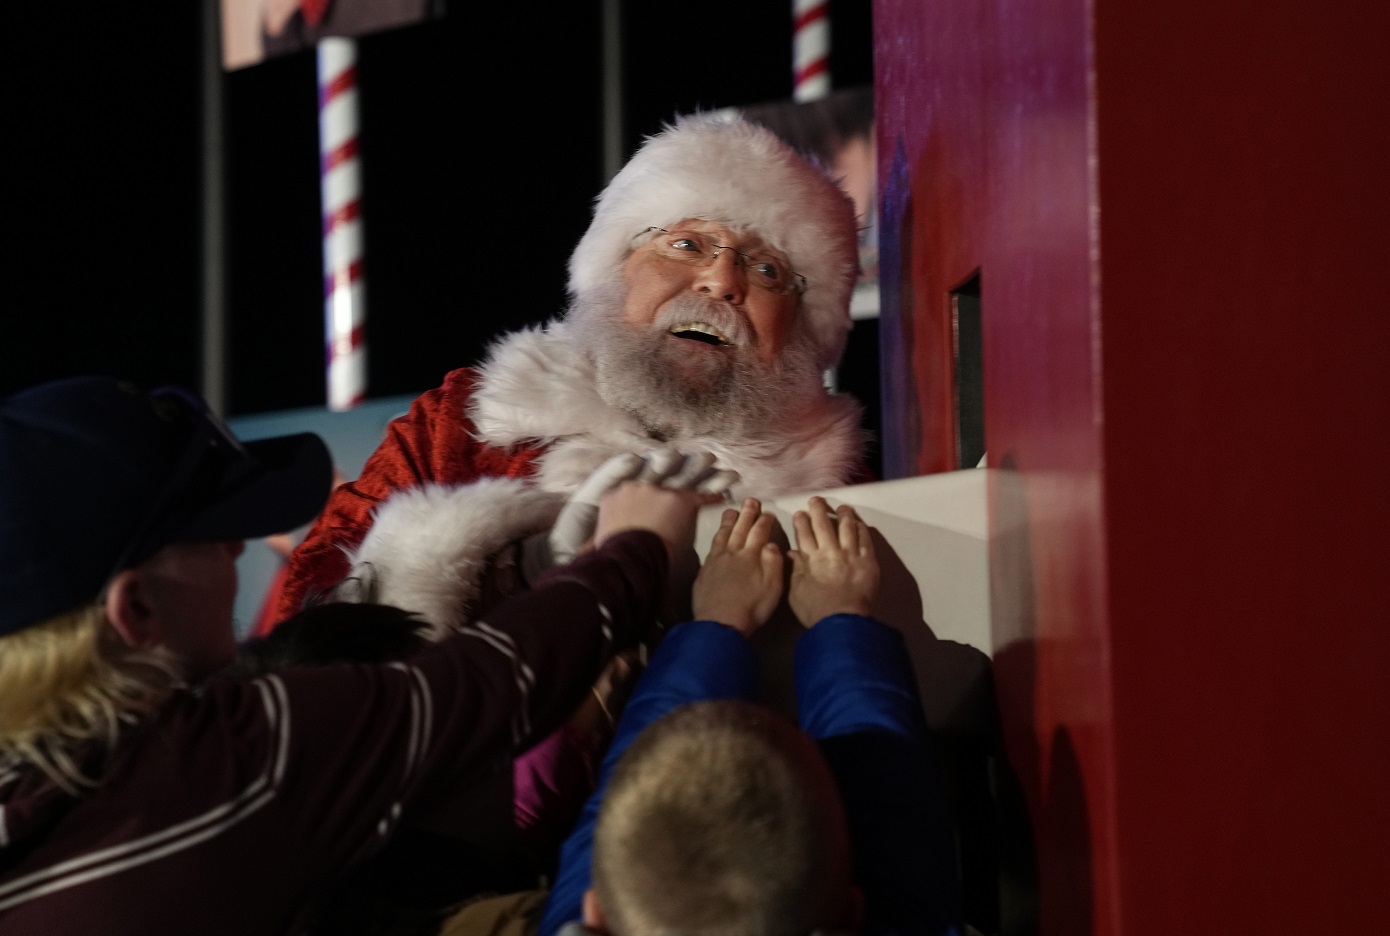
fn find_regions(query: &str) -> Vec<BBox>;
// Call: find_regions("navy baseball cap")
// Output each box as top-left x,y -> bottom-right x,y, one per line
0,376 -> 334,637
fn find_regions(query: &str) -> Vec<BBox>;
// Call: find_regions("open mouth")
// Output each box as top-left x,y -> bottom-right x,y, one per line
668,323 -> 732,347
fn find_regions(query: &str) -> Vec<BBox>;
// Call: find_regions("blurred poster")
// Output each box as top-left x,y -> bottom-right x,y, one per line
735,86 -> 878,319
221,0 -> 445,70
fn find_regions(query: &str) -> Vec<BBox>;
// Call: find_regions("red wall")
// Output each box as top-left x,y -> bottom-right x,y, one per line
874,0 -> 1390,932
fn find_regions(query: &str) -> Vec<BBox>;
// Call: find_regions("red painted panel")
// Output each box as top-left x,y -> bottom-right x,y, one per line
875,0 -> 1114,932
1096,2 -> 1390,933
876,0 -> 1390,932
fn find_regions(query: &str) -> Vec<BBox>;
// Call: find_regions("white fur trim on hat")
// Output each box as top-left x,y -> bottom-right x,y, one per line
567,112 -> 861,370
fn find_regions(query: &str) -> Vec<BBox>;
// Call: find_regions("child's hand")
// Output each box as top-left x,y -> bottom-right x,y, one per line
594,481 -> 716,566
787,497 -> 879,628
691,498 -> 784,637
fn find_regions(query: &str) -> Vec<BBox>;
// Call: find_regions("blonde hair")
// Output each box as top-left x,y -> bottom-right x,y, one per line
592,699 -> 853,936
0,604 -> 183,793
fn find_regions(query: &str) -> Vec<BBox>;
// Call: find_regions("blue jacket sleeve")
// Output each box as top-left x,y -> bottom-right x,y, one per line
795,614 -> 962,936
537,620 -> 759,936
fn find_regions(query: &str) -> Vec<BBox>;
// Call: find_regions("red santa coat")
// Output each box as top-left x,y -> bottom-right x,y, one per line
276,323 -> 869,633
275,368 -> 547,627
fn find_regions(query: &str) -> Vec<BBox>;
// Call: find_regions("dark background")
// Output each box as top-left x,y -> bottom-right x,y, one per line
8,1 -> 876,452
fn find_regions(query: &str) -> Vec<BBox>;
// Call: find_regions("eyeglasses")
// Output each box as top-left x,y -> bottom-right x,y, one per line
641,227 -> 807,296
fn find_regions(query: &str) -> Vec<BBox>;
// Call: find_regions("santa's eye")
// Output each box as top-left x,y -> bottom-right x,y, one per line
748,258 -> 784,281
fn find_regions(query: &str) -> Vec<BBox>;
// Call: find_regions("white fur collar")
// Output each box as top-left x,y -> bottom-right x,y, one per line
469,322 -> 866,498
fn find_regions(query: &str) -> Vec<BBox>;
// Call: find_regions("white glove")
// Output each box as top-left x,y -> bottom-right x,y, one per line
519,449 -> 739,582
550,452 -> 650,566
631,448 -> 739,497
519,452 -> 643,583
658,450 -> 739,495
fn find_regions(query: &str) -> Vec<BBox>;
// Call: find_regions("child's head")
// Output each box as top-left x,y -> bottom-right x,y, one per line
0,375 -> 333,788
586,699 -> 859,936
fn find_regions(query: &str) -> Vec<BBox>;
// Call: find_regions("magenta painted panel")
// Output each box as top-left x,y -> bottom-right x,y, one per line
875,0 -> 1114,932
876,0 -> 1390,933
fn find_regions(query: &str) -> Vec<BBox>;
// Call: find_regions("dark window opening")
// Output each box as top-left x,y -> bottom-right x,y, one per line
951,272 -> 985,469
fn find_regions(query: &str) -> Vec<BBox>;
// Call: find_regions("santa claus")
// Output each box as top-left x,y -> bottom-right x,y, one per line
275,112 -> 869,633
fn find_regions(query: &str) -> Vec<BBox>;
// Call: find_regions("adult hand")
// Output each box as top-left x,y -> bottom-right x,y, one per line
691,498 -> 784,637
642,449 -> 739,495
787,497 -> 879,628
518,452 -> 642,585
523,450 -> 739,584
549,453 -> 647,566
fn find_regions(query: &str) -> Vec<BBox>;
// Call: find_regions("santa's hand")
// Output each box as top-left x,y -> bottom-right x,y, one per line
521,450 -> 740,582
561,449 -> 737,554
520,452 -> 646,583
631,448 -> 739,496
659,450 -> 740,495
634,448 -> 686,484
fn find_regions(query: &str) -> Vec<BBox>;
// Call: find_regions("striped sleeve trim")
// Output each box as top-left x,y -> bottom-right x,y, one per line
0,766 -> 15,848
377,661 -> 434,837
0,676 -> 292,913
457,620 -> 535,747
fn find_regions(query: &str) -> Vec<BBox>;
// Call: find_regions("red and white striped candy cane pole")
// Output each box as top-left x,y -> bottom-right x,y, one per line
317,36 -> 366,411
792,0 -> 830,102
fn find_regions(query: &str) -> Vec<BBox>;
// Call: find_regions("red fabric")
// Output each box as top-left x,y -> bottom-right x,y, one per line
299,0 -> 331,26
249,562 -> 291,640
274,368 -> 546,626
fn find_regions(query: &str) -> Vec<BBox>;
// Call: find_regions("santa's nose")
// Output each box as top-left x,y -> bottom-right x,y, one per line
691,249 -> 746,304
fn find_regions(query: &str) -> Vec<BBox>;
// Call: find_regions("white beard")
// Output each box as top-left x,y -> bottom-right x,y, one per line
469,294 -> 866,500
570,279 -> 826,441
341,286 -> 863,636
347,287 -> 861,631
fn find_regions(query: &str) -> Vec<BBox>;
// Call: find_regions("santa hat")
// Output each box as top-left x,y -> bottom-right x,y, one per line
567,111 -> 861,370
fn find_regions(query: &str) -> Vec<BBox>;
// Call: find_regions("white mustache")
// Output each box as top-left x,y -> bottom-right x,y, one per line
653,296 -> 752,348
